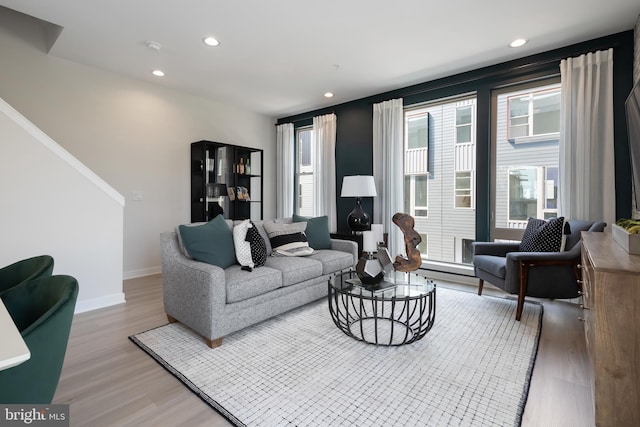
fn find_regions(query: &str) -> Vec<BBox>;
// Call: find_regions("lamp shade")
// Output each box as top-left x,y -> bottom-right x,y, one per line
340,175 -> 377,197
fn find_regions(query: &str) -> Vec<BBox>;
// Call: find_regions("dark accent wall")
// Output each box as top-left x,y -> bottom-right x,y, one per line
279,31 -> 635,239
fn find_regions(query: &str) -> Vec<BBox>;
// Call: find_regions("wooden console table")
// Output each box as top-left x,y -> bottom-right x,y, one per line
580,231 -> 640,427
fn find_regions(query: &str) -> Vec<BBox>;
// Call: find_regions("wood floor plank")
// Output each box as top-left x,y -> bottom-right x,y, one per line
53,275 -> 593,426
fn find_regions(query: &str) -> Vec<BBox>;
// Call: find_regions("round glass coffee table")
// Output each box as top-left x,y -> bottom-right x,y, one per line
328,270 -> 436,346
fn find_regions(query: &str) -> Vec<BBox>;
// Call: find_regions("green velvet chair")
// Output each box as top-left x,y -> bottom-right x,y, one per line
0,275 -> 78,404
0,255 -> 54,296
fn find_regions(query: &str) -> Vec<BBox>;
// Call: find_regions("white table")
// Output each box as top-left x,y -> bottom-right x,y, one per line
0,299 -> 30,370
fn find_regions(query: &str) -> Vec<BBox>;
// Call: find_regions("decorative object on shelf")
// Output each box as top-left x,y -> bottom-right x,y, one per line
206,183 -> 226,199
391,212 -> 422,272
236,186 -> 250,201
191,141 -> 263,222
341,175 -> 377,233
227,187 -> 236,201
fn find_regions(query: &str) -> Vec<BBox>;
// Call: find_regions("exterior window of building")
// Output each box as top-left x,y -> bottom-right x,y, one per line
507,166 -> 559,224
418,233 -> 428,257
404,112 -> 429,175
403,96 -> 476,267
507,88 -> 560,139
455,171 -> 473,208
407,115 -> 428,149
405,175 -> 429,217
461,238 -> 474,264
544,167 -> 559,219
455,106 -> 473,144
295,127 -> 314,216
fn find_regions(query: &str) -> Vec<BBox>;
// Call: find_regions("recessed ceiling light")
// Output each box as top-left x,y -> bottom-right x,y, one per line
152,70 -> 165,77
146,41 -> 162,51
203,37 -> 220,47
324,92 -> 334,98
510,38 -> 528,48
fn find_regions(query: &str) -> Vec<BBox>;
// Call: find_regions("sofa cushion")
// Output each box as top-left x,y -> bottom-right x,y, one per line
293,214 -> 332,250
473,255 -> 507,279
178,216 -> 236,268
263,221 -> 314,257
225,265 -> 283,303
307,250 -> 354,275
519,217 -> 568,252
264,256 -> 323,287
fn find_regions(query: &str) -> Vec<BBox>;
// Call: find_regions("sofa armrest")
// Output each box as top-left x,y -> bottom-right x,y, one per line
160,232 -> 227,339
472,241 -> 521,257
330,238 -> 358,267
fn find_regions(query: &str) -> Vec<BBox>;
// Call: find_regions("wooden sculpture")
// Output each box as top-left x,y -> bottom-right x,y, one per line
392,212 -> 422,272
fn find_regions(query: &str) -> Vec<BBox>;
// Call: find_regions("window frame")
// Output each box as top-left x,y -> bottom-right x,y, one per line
294,126 -> 314,216
454,170 -> 474,209
507,87 -> 561,141
455,105 -> 474,144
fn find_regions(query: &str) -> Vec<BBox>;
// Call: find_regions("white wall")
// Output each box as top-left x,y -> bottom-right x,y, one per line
0,9 -> 276,286
0,99 -> 125,312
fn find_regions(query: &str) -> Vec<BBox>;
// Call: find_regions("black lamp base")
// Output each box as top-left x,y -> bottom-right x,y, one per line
347,198 -> 371,232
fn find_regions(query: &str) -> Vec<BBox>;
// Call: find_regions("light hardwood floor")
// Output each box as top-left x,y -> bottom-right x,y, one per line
53,274 -> 594,427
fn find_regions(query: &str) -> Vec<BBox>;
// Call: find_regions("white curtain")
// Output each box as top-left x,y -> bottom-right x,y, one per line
559,49 -> 615,227
312,113 -> 337,232
276,123 -> 294,218
373,98 -> 404,258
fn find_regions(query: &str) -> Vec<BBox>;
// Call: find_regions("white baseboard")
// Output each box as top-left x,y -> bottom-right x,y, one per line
123,266 -> 161,280
75,292 -> 126,314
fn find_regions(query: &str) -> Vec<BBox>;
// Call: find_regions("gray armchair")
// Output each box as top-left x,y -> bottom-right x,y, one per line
472,220 -> 606,320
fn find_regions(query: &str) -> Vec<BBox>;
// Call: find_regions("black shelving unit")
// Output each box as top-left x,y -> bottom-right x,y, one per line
190,140 -> 263,222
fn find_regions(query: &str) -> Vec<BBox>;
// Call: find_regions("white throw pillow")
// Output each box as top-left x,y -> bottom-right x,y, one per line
233,219 -> 254,268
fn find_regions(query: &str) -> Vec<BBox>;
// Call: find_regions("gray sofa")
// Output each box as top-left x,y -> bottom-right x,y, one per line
160,218 -> 357,348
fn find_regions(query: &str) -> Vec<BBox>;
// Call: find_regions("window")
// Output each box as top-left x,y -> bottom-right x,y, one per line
455,106 -> 473,144
508,167 -> 538,221
543,167 -> 559,219
417,233 -> 427,257
407,115 -> 428,149
507,166 -> 558,223
404,175 -> 429,217
493,80 -> 561,237
507,88 -> 560,139
455,171 -> 473,208
461,238 -> 474,264
403,96 -> 476,267
295,127 -> 314,216
404,112 -> 429,175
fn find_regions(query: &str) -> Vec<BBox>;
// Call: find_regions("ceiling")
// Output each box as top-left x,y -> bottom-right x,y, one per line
1,1 -> 639,118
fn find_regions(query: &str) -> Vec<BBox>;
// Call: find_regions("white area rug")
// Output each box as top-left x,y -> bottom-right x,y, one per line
130,287 -> 542,427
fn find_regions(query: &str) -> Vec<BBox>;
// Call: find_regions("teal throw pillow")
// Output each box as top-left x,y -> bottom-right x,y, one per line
179,215 -> 236,268
293,214 -> 331,250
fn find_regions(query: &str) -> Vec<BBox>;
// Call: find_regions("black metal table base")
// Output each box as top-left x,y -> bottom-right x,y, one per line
328,272 -> 436,346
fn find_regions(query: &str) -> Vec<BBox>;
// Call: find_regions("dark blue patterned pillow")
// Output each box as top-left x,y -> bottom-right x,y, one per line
519,217 -> 569,252
245,221 -> 267,266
